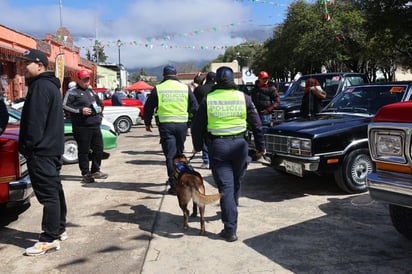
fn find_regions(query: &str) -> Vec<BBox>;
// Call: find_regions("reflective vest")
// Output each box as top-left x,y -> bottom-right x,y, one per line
207,89 -> 247,136
156,80 -> 189,123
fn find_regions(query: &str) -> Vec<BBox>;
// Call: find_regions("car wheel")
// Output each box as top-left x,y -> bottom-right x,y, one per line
63,136 -> 78,164
333,148 -> 373,193
114,116 -> 132,133
389,204 -> 412,240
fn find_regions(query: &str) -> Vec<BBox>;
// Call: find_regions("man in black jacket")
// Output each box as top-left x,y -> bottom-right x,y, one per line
18,48 -> 67,256
193,72 -> 216,168
63,70 -> 107,183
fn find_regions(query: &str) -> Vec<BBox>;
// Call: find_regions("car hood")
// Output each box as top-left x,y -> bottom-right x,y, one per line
265,113 -> 372,138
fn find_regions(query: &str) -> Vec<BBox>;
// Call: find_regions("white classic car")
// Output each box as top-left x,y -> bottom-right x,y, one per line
103,106 -> 141,133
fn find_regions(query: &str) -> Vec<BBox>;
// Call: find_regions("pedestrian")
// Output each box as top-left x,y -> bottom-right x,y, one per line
143,65 -> 198,195
300,77 -> 326,117
62,69 -> 108,183
193,71 -> 216,169
111,87 -> 123,106
251,71 -> 280,126
191,66 -> 266,242
68,81 -> 76,90
136,90 -> 147,105
189,72 -> 204,92
0,98 -> 8,135
17,48 -> 67,255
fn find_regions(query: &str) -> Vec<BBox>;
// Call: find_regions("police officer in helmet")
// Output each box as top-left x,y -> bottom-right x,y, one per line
144,65 -> 198,195
191,66 -> 266,242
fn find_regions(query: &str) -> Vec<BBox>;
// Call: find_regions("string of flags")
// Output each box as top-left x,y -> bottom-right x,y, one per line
321,0 -> 336,22
75,16 -> 275,51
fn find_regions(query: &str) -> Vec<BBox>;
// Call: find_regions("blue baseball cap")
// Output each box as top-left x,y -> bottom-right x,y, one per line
163,65 -> 177,76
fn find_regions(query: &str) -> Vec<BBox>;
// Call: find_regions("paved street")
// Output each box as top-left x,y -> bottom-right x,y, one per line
1,125 -> 412,273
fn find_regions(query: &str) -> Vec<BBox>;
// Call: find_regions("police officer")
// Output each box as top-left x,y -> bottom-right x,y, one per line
251,71 -> 280,126
144,65 -> 198,195
191,66 -> 265,242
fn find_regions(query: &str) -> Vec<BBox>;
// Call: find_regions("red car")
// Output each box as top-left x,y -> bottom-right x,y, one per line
93,88 -> 144,117
0,121 -> 33,210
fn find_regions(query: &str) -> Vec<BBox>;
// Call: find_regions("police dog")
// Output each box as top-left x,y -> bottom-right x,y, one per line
173,153 -> 222,235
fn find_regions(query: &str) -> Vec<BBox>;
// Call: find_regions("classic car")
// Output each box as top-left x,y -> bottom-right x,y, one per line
272,72 -> 369,124
0,120 -> 32,210
102,106 -> 141,133
7,107 -> 118,164
93,88 -> 144,117
263,82 -> 412,193
367,100 -> 412,239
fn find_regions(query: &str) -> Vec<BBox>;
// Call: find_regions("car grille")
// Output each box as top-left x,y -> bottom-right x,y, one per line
265,134 -> 288,153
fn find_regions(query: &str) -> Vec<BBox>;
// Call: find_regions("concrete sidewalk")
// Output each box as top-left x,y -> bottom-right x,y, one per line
142,158 -> 294,274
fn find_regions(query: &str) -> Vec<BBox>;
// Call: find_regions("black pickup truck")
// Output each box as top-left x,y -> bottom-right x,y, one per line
264,82 -> 412,193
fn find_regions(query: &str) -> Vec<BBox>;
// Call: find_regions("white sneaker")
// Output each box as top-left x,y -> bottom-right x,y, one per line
59,231 -> 68,241
25,240 -> 60,256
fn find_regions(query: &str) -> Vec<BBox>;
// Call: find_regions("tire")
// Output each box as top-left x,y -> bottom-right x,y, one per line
62,136 -> 79,164
114,116 -> 132,133
333,148 -> 373,193
389,204 -> 412,240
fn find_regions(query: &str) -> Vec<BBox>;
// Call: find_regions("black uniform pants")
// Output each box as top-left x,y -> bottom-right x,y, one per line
27,155 -> 67,242
73,126 -> 103,175
209,137 -> 248,235
158,122 -> 187,187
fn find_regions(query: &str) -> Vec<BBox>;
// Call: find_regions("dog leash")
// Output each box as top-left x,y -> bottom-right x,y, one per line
188,152 -> 197,162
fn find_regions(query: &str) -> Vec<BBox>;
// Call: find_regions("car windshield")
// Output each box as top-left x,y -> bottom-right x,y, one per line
323,85 -> 406,115
284,74 -> 367,99
7,107 -> 21,123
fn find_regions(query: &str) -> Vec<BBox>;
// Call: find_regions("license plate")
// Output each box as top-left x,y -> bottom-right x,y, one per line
284,160 -> 303,177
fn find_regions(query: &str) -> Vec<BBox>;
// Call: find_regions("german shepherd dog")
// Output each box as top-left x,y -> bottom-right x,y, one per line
173,154 -> 222,235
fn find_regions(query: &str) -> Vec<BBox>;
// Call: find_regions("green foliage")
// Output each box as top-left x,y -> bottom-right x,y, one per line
210,0 -> 411,81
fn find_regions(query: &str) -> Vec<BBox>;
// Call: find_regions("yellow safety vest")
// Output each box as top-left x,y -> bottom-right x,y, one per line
156,80 -> 189,123
207,89 -> 247,136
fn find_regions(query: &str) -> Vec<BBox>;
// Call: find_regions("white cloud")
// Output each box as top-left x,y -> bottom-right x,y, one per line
1,0 -> 272,69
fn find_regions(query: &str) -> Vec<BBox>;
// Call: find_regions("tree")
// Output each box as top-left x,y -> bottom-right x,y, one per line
86,40 -> 108,63
202,42 -> 262,73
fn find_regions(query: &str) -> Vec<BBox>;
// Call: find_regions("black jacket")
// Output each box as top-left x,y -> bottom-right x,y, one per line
193,80 -> 215,104
62,86 -> 104,127
0,99 -> 8,135
19,72 -> 64,158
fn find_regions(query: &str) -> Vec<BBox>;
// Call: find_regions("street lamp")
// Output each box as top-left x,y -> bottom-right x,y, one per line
117,39 -> 121,88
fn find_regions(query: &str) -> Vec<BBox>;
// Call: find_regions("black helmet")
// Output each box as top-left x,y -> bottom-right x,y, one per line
216,66 -> 234,82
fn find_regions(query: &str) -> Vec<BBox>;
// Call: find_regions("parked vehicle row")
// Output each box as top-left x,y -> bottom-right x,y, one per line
102,106 -> 141,133
7,107 -> 118,164
0,119 -> 32,210
263,82 -> 412,194
366,100 -> 412,239
93,88 -> 144,117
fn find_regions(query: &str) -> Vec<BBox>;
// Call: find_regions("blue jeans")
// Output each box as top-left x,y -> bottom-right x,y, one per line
202,143 -> 209,164
259,114 -> 272,126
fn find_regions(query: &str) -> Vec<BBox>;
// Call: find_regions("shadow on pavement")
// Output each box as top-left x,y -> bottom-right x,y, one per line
243,194 -> 412,273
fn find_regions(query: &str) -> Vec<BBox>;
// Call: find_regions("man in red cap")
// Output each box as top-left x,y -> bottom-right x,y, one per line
251,71 -> 280,126
62,70 -> 108,183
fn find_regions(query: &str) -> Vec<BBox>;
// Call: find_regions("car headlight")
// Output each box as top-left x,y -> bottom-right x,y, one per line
371,129 -> 405,163
289,138 -> 311,156
377,135 -> 401,156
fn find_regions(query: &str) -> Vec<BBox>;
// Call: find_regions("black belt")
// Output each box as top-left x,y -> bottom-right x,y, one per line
209,132 -> 246,139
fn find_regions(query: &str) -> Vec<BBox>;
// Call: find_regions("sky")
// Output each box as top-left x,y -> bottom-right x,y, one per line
1,0 -> 301,70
